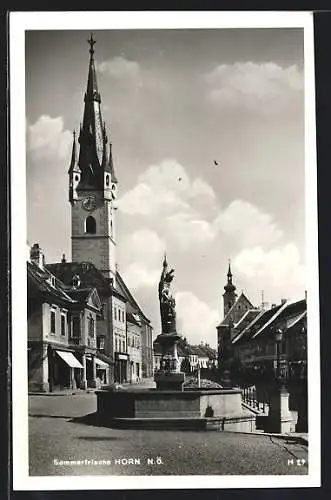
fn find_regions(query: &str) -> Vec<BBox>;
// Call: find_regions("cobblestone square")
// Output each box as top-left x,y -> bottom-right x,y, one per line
29,394 -> 308,476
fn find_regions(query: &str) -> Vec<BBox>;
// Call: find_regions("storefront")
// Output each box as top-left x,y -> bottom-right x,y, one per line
50,348 -> 84,390
95,357 -> 109,385
114,352 -> 129,384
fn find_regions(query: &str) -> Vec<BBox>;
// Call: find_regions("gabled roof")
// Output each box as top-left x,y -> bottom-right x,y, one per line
234,309 -> 261,330
67,287 -> 102,312
127,312 -> 141,327
46,262 -> 127,302
287,310 -> 307,330
116,271 -> 151,324
252,299 -> 306,339
218,291 -> 255,327
191,344 -> 217,359
232,304 -> 282,344
27,261 -> 76,305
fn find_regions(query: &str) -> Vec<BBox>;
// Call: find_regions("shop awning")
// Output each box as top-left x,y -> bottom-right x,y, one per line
95,358 -> 109,368
55,350 -> 83,369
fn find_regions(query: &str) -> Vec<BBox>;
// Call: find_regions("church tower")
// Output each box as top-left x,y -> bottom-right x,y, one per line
69,34 -> 118,283
223,260 -> 237,317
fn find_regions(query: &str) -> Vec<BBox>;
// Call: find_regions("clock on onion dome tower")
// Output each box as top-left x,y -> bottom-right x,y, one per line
68,34 -> 118,284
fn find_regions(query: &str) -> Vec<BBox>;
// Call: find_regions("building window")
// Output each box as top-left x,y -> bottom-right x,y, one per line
98,337 -> 105,350
60,314 -> 66,336
89,316 -> 95,338
75,175 -> 79,182
50,311 -> 56,334
106,175 -> 110,186
73,316 -> 80,338
101,302 -> 107,319
114,307 -> 117,321
85,216 -> 96,234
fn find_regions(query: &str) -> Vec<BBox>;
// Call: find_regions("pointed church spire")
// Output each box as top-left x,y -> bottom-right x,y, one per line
77,33 -> 109,185
68,130 -> 80,173
224,259 -> 236,293
107,142 -> 118,182
85,33 -> 100,102
227,258 -> 232,280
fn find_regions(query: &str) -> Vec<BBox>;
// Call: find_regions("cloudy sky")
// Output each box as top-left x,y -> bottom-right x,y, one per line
25,28 -> 306,347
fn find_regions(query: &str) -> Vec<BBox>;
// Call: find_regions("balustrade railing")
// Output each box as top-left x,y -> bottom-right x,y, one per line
242,386 -> 269,414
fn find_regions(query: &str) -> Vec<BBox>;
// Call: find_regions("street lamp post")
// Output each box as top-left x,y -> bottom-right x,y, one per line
274,327 -> 283,382
266,323 -> 294,433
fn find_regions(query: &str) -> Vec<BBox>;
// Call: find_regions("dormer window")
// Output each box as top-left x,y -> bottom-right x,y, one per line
75,175 -> 79,182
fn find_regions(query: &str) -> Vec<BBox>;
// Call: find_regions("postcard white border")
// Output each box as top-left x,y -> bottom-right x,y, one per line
10,10 -> 320,490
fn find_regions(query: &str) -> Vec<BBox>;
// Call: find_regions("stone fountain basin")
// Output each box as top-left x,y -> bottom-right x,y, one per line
95,388 -> 256,431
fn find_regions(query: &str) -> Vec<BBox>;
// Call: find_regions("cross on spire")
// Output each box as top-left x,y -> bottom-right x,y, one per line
87,33 -> 96,56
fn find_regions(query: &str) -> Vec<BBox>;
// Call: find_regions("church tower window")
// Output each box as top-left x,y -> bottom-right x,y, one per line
106,175 -> 110,186
85,216 -> 96,234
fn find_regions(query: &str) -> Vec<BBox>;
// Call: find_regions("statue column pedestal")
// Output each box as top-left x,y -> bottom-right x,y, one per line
154,332 -> 185,391
154,371 -> 185,391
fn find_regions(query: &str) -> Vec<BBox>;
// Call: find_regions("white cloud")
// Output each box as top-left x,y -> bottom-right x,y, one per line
234,243 -> 305,300
97,56 -> 141,82
166,213 -> 216,251
121,229 -> 164,290
215,199 -> 282,249
27,115 -> 72,160
204,62 -> 303,115
119,158 -> 216,217
123,263 -> 160,291
175,291 -> 219,347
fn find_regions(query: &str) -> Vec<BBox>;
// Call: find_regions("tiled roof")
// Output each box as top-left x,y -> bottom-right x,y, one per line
47,261 -> 109,289
287,311 -> 306,330
191,344 -> 217,359
232,304 -> 282,344
46,263 -> 151,326
218,291 -> 255,327
232,298 -> 307,344
46,261 -> 127,302
116,271 -> 150,324
234,309 -> 261,330
127,312 -> 141,326
252,299 -> 306,339
67,288 -> 101,311
27,261 -> 76,305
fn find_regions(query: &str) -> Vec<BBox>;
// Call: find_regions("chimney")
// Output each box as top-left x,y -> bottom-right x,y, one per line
281,298 -> 287,305
305,290 -> 307,301
30,243 -> 44,269
271,303 -> 277,309
61,253 -> 66,263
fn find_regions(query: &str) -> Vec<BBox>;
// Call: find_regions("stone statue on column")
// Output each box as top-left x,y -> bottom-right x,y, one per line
158,255 -> 177,335
154,254 -> 185,391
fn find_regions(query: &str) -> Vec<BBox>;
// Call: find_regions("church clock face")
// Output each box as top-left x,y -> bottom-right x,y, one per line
82,195 -> 97,212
